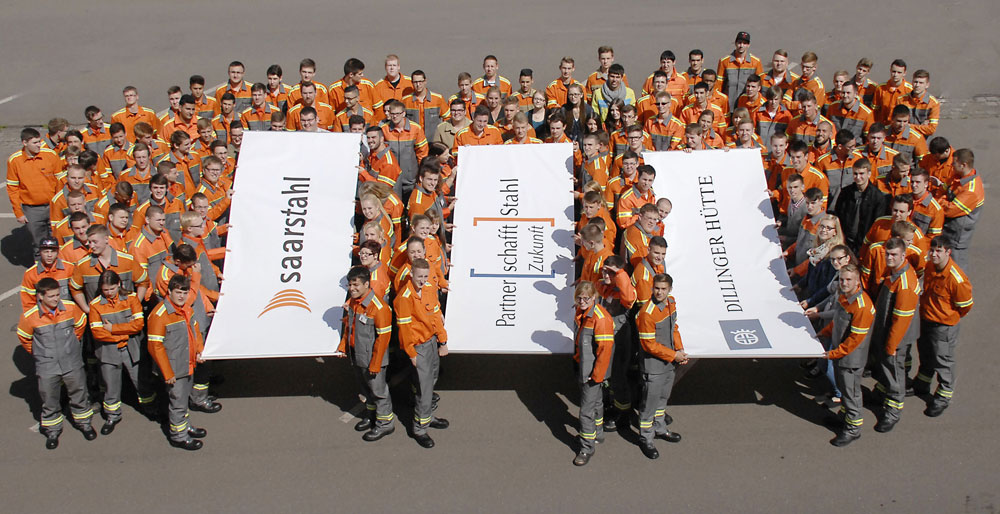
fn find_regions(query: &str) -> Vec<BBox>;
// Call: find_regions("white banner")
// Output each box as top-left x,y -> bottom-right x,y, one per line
203,131 -> 360,359
445,143 -> 576,353
644,149 -> 825,358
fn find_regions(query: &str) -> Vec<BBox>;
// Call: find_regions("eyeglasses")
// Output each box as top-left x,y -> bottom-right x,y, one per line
359,251 -> 374,257
390,111 -> 405,116
819,225 -> 836,231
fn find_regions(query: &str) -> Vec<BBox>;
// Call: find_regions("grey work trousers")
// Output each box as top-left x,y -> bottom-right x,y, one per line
578,379 -> 605,454
411,337 -> 440,436
354,365 -> 393,429
638,366 -> 676,444
38,367 -> 92,436
916,320 -> 960,404
165,375 -> 194,442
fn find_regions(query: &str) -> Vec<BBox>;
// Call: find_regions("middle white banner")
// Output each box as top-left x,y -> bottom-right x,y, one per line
445,143 -> 576,353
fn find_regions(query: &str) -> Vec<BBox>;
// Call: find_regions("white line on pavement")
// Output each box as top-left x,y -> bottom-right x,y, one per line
0,94 -> 21,106
0,213 -> 15,218
1,285 -> 21,302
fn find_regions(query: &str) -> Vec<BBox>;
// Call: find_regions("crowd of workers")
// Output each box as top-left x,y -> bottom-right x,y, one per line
8,31 -> 981,463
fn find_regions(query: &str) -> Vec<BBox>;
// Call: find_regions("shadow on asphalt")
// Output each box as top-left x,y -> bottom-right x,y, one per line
8,346 -> 41,421
9,347 -> 883,441
1,226 -> 35,268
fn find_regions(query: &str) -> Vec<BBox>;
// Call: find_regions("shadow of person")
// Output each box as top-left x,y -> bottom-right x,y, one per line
8,346 -> 42,421
671,358 -> 833,429
1,226 -> 35,268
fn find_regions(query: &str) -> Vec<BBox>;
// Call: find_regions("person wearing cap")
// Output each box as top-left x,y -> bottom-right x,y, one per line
717,31 -> 763,112
21,237 -> 75,312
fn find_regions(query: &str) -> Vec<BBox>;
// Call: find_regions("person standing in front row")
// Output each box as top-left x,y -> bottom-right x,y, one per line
337,266 -> 395,442
572,281 -> 615,466
636,273 -> 686,460
394,259 -> 449,449
914,237 -> 973,417
147,275 -> 208,451
820,264 -> 875,447
17,277 -> 95,449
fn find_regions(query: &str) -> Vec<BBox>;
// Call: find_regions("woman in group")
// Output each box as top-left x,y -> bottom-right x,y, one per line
602,98 -> 625,134
528,91 -> 549,140
563,83 -> 595,143
802,244 -> 858,404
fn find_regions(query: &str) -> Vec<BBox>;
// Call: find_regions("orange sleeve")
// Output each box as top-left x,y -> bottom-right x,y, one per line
16,316 -> 33,354
638,309 -> 676,362
952,275 -> 974,318
207,196 -> 231,221
20,269 -> 36,312
590,315 -> 615,383
88,304 -> 123,343
394,293 -> 418,358
884,280 -> 918,354
613,269 -> 636,309
369,303 -> 393,373
827,299 -> 874,360
206,247 -> 226,262
146,312 -> 175,381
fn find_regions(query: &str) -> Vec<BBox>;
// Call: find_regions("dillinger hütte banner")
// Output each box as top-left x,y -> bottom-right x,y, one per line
445,143 -> 576,353
643,149 -> 825,358
203,131 -> 360,359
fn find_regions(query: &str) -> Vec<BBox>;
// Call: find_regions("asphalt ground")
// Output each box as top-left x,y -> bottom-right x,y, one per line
1,1 -> 998,512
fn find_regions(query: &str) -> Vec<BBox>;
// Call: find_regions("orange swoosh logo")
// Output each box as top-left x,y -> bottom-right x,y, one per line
258,289 -> 311,317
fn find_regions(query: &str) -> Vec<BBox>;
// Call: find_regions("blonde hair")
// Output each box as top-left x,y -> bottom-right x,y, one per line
361,221 -> 386,242
180,211 -> 202,230
359,193 -> 389,220
817,214 -> 844,246
574,281 -> 596,300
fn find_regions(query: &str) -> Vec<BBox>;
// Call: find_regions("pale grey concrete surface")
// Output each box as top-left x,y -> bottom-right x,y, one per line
0,2 -> 997,512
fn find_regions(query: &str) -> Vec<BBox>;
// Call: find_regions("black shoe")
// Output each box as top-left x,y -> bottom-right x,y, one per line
640,442 -> 659,459
80,426 -> 98,441
44,433 -> 59,450
428,418 -> 449,429
169,438 -> 203,451
603,414 -> 618,432
912,385 -> 930,397
414,433 -> 435,448
354,417 -> 374,432
905,386 -> 916,397
187,427 -> 207,438
573,451 -> 592,466
362,425 -> 395,442
100,418 -> 121,435
830,428 -> 861,447
658,431 -> 682,443
431,392 -> 440,411
924,402 -> 948,417
874,415 -> 899,433
663,412 -> 673,426
189,400 -> 222,413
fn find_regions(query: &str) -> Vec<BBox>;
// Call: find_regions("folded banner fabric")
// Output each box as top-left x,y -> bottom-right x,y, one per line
202,131 -> 361,359
644,149 -> 825,358
445,143 -> 576,353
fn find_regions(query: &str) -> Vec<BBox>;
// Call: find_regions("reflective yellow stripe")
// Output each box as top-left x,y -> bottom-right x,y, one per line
396,317 -> 412,324
850,326 -> 869,335
72,409 -> 94,420
42,415 -> 65,427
